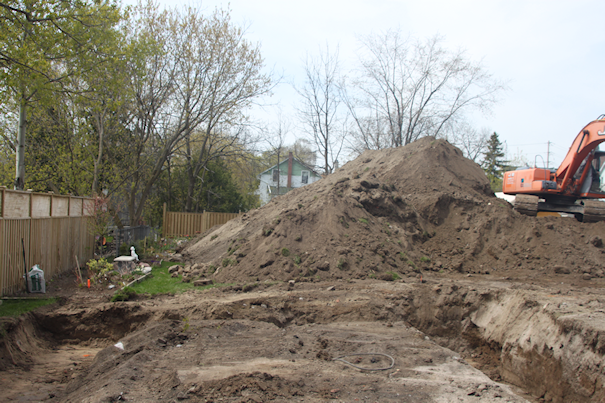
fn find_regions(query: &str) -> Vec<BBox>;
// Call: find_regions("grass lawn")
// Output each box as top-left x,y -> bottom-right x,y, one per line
0,298 -> 57,317
126,261 -> 228,296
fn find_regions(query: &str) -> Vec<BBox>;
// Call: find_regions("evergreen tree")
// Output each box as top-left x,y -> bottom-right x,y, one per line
482,132 -> 506,192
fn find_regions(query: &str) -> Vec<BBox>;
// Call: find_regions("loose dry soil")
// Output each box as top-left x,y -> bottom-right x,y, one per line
2,137 -> 605,403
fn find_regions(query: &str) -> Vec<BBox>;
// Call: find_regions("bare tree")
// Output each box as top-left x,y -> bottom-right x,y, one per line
177,8 -> 272,211
345,30 -> 505,152
262,111 -> 290,196
297,45 -> 345,175
446,120 -> 490,163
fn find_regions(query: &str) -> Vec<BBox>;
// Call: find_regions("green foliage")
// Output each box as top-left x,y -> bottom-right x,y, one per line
0,298 -> 57,318
337,257 -> 347,270
281,248 -> 290,257
86,258 -> 115,284
420,256 -> 431,263
358,218 -> 368,224
386,271 -> 400,281
293,255 -> 301,265
482,132 -> 506,192
222,258 -> 235,267
111,286 -> 137,302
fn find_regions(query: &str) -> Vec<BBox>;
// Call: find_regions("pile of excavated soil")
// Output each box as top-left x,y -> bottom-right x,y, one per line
183,137 -> 605,284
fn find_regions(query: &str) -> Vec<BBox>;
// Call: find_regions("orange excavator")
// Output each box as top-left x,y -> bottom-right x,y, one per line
502,115 -> 605,222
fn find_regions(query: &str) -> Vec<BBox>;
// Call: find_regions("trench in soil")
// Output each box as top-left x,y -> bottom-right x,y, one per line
3,282 -> 602,402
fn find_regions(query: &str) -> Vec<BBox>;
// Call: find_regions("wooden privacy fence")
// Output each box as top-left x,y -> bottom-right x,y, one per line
0,188 -> 94,296
162,203 -> 241,238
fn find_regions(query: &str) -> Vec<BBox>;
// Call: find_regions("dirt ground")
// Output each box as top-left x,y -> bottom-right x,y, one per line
2,137 -> 605,402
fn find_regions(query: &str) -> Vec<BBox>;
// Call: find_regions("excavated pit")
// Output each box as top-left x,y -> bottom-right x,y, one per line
2,279 -> 605,402
3,137 -> 605,401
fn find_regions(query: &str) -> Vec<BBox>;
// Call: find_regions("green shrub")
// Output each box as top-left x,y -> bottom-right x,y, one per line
358,218 -> 368,224
293,255 -> 301,265
111,286 -> 137,302
281,248 -> 290,257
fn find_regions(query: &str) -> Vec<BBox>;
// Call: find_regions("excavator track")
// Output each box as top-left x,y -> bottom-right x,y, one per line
581,199 -> 605,222
513,195 -> 539,216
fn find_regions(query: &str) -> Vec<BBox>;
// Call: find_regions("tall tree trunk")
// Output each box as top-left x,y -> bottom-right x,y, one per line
91,112 -> 105,195
14,98 -> 26,190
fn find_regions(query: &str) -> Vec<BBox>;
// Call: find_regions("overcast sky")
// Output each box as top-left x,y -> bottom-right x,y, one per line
151,0 -> 605,168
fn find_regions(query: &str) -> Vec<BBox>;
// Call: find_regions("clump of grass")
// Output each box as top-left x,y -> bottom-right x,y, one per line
293,255 -> 301,265
210,235 -> 218,241
222,258 -> 235,267
207,265 -> 216,274
337,257 -> 347,270
358,218 -> 369,224
420,256 -> 431,263
111,286 -> 137,302
298,203 -> 304,209
281,248 -> 290,257
295,235 -> 302,242
386,271 -> 400,281
228,245 -> 239,256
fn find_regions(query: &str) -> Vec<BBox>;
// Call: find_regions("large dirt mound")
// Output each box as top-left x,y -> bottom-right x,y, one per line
183,137 -> 605,283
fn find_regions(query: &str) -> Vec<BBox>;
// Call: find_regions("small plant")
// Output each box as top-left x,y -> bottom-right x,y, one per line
368,272 -> 376,279
211,235 -> 218,241
420,256 -> 431,263
364,167 -> 370,172
298,203 -> 304,209
359,218 -> 368,224
281,248 -> 290,257
295,235 -> 302,242
183,317 -> 190,331
222,258 -> 235,267
273,217 -> 281,225
314,195 -> 318,200
386,271 -> 400,281
111,286 -> 137,302
207,265 -> 216,274
293,255 -> 301,265
87,258 -> 115,284
228,245 -> 239,256
339,217 -> 349,228
337,257 -> 347,270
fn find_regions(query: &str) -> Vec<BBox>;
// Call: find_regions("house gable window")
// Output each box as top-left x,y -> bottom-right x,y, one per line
272,169 -> 279,182
301,170 -> 309,184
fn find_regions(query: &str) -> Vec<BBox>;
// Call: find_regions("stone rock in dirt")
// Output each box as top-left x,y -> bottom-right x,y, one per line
591,236 -> 603,247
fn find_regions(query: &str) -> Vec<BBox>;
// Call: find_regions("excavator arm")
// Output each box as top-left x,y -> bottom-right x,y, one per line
556,117 -> 605,193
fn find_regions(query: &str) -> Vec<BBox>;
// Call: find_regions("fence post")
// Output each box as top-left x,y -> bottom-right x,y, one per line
163,202 -> 167,238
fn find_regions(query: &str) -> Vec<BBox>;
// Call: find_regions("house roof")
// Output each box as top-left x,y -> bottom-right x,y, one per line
259,156 -> 321,177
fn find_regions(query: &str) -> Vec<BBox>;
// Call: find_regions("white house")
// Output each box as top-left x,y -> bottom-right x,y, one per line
258,152 -> 322,205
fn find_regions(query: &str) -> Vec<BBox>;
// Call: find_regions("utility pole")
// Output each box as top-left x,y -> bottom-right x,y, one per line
546,141 -> 551,169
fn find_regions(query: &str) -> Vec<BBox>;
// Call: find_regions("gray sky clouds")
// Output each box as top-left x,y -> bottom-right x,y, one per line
156,0 -> 605,167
